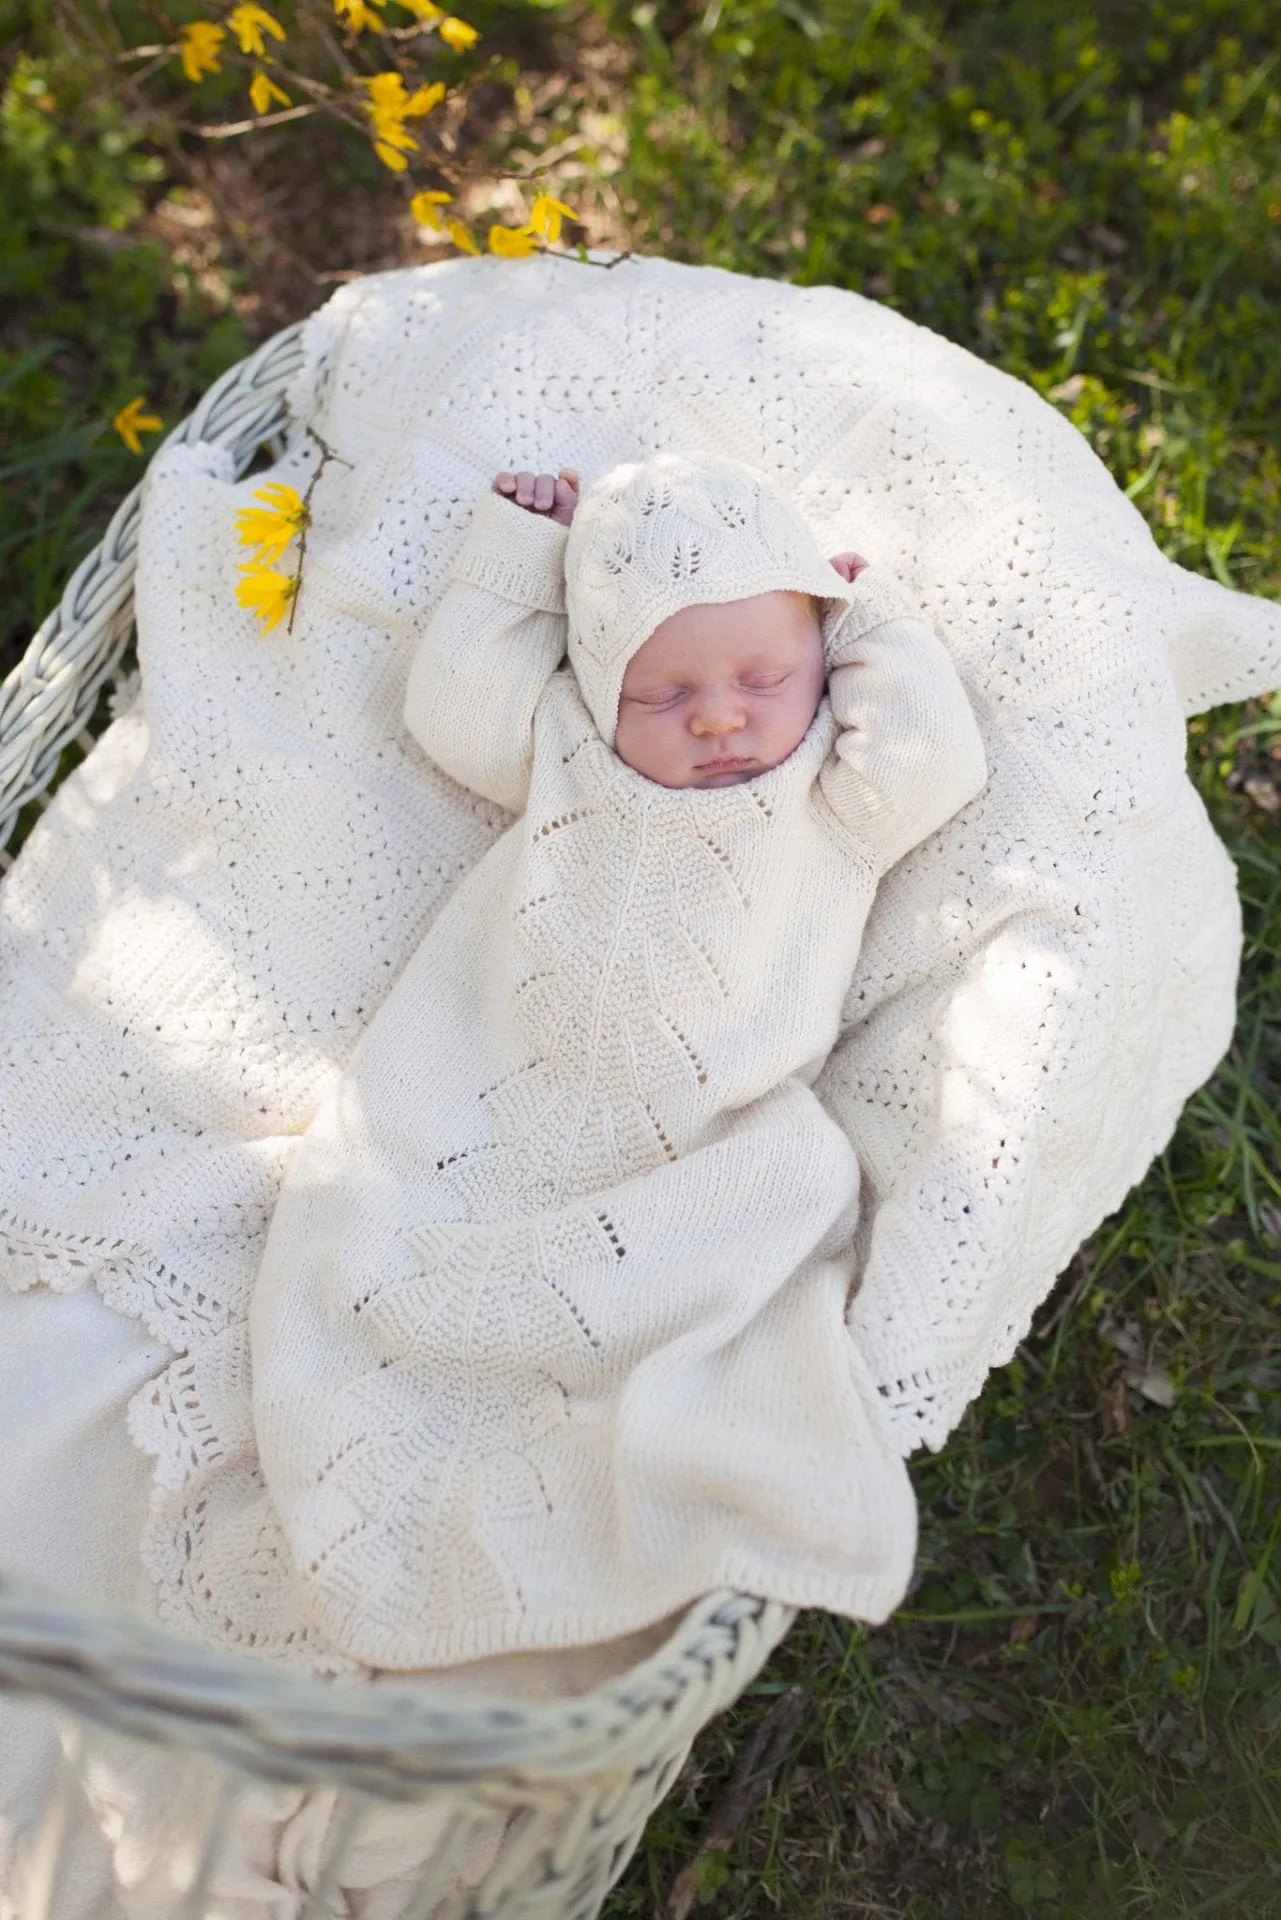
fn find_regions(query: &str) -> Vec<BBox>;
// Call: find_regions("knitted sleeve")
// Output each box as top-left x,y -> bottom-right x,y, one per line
404,490 -> 569,813
818,567 -> 988,872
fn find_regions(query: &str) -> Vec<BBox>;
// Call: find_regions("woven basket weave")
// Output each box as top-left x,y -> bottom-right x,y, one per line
0,323 -> 794,1918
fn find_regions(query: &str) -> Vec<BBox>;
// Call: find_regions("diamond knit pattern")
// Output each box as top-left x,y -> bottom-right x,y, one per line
1,254 -> 1278,1665
251,544 -> 985,1662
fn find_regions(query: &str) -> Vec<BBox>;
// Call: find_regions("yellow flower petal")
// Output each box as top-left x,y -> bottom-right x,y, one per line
178,20 -> 225,82
236,565 -> 298,633
334,0 -> 384,31
396,0 -> 442,18
410,188 -> 453,231
404,80 -> 445,116
363,71 -> 406,107
234,483 -> 309,565
374,139 -> 411,170
528,192 -> 577,245
446,217 -> 479,254
227,3 -> 285,55
488,222 -> 538,258
437,14 -> 478,50
112,396 -> 164,455
249,68 -> 292,113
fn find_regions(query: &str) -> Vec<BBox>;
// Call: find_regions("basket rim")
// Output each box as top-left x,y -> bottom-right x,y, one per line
0,1568 -> 791,1796
0,317 -> 793,1796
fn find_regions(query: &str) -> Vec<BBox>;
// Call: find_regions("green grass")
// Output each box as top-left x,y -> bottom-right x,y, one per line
582,3 -> 1281,1912
3,0 -> 1279,1912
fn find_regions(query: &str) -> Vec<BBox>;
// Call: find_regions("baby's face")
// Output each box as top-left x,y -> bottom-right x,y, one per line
614,592 -> 826,789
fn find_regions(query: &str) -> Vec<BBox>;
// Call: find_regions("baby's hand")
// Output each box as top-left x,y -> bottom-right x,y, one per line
829,551 -> 869,583
493,468 -> 580,527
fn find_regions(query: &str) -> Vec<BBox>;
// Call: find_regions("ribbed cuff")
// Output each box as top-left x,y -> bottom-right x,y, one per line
451,489 -> 570,613
825,566 -> 925,666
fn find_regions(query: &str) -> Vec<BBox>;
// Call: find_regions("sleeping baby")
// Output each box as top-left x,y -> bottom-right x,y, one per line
249,452 -> 988,1670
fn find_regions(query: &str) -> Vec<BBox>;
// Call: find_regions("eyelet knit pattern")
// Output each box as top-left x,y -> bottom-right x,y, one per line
1,254 -> 1278,1665
246,500 -> 985,1666
564,450 -> 858,740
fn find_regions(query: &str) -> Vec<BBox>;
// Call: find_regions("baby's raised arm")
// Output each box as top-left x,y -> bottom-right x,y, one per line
818,568 -> 987,871
403,469 -> 579,813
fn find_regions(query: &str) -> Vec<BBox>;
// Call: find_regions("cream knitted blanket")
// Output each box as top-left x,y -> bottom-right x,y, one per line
1,255 -> 1278,1664
248,486 -> 987,1667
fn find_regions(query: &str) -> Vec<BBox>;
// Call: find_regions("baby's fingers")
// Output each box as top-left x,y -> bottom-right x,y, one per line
491,468 -> 576,518
551,473 -> 579,525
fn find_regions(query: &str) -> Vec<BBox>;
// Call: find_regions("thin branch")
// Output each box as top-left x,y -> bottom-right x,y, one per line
187,101 -> 329,138
664,1689 -> 810,1920
288,429 -> 354,637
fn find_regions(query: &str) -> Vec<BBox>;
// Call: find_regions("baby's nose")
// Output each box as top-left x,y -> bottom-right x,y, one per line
689,691 -> 747,736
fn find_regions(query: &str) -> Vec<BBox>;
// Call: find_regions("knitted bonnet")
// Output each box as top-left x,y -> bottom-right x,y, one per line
564,452 -> 856,743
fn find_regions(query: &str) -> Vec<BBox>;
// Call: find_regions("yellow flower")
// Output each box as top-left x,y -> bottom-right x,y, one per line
397,0 -> 442,18
112,396 -> 164,455
234,482 -> 310,566
488,222 -> 537,258
437,14 -> 478,50
227,2 -> 284,55
178,20 -> 226,81
528,192 -> 577,245
362,72 -> 443,169
410,188 -> 453,231
334,0 -> 385,31
236,565 -> 298,633
249,68 -> 292,113
446,217 -> 479,254
405,80 -> 445,113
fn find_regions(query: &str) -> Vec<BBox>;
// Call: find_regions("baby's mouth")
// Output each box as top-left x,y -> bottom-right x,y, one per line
695,755 -> 754,774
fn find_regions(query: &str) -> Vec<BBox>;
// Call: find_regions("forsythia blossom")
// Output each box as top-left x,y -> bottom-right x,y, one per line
361,71 -> 444,170
227,3 -> 285,55
179,20 -> 226,81
397,0 -> 443,18
112,396 -> 163,454
236,567 -> 298,634
446,217 -> 479,253
334,0 -> 385,31
410,188 -> 453,231
488,223 -> 538,258
250,69 -> 292,113
529,193 -> 577,245
437,14 -> 478,50
234,483 -> 310,566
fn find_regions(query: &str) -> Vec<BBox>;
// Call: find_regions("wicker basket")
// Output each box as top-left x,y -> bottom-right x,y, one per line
0,323 -> 794,1918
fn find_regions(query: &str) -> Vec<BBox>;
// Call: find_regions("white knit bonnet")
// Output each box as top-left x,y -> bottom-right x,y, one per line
564,452 -> 856,744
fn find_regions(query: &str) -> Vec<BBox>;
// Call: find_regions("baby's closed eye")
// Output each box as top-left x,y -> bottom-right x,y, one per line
628,686 -> 688,709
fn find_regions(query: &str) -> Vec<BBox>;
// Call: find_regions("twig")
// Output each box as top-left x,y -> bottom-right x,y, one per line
1033,1252 -> 1094,1342
288,429 -> 354,637
663,1688 -> 809,1920
188,102 -> 329,138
